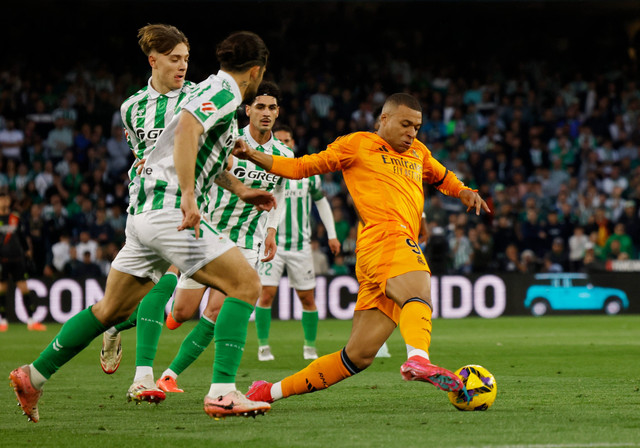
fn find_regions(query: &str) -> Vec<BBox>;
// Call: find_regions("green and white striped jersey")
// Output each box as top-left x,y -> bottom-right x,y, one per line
121,77 -> 196,184
208,125 -> 294,250
277,175 -> 325,251
129,71 -> 242,216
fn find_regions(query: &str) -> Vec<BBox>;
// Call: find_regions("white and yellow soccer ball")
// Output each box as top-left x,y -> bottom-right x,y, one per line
448,364 -> 497,411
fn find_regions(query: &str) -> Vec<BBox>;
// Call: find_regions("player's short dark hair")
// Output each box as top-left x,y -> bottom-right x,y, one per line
254,81 -> 281,104
274,124 -> 293,137
384,93 -> 422,113
216,31 -> 269,73
138,24 -> 189,56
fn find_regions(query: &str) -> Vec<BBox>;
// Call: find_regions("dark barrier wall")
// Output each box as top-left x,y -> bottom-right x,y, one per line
4,273 -> 639,323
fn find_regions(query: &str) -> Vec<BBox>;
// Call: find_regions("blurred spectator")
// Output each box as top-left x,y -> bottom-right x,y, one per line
75,230 -> 97,261
105,125 -> 131,180
77,250 -> 102,277
329,253 -> 349,276
520,249 -> 539,274
568,226 -> 589,271
45,117 -> 73,163
63,246 -> 82,277
547,237 -> 570,272
449,225 -> 472,274
34,160 -> 55,199
501,243 -> 525,273
89,208 -> 114,245
424,225 -> 450,275
310,239 -> 329,275
50,232 -> 72,274
341,227 -> 357,273
604,222 -> 634,259
0,119 -> 24,160
95,246 -> 111,276
470,223 -> 494,272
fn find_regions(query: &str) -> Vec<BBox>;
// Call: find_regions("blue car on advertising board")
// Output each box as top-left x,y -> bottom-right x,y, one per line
524,273 -> 629,316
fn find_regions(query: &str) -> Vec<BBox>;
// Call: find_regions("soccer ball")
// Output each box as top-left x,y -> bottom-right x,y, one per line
447,365 -> 497,411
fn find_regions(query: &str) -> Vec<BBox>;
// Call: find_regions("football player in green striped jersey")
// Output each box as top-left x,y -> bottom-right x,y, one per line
155,81 -> 293,393
10,30 -> 274,422
99,24 -> 195,379
254,125 -> 341,362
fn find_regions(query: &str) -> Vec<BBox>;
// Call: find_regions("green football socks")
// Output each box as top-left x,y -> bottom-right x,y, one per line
302,309 -> 319,347
255,305 -> 272,346
168,315 -> 216,376
212,297 -> 254,383
33,306 -> 107,379
135,273 -> 178,367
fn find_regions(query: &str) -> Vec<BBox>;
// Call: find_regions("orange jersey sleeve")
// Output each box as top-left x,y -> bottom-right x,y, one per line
270,137 -> 356,178
270,132 -> 426,241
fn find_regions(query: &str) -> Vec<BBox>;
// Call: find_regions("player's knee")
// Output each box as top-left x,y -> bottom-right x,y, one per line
93,301 -> 134,326
345,348 -> 376,371
297,293 -> 316,310
172,304 -> 192,322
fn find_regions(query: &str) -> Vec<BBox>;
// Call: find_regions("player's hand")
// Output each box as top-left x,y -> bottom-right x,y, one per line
459,190 -> 491,216
328,238 -> 341,256
232,139 -> 253,160
134,158 -> 146,175
238,188 -> 276,212
178,194 -> 201,238
261,231 -> 277,262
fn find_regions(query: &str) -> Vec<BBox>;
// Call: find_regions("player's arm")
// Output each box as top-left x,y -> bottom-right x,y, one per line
314,197 -> 340,255
214,169 -> 275,212
234,138 -> 346,179
174,111 -> 204,233
261,180 -> 286,261
121,103 -> 145,173
423,156 -> 490,216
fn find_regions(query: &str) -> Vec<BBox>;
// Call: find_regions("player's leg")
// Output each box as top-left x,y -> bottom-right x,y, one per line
100,265 -> 178,376
386,270 -> 463,392
247,308 -> 395,403
15,265 -> 46,331
256,286 -> 277,361
191,247 -> 270,417
158,288 -> 224,393
286,248 -> 319,359
126,267 -> 180,402
100,304 -> 139,375
296,289 -> 319,360
11,268 -> 154,422
255,252 -> 285,360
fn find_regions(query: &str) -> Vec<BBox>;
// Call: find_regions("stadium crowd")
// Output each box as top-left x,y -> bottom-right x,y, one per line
1,50 -> 639,279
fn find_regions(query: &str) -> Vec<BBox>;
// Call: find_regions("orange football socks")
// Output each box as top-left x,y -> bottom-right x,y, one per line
280,348 -> 361,398
399,298 -> 432,355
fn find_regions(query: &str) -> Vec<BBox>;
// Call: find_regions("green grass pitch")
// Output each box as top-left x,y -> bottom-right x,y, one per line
1,315 -> 639,448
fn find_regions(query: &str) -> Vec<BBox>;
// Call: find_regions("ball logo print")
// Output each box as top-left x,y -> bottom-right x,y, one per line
448,365 -> 497,411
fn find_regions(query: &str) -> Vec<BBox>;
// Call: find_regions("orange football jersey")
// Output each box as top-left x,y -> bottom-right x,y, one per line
269,132 -> 470,245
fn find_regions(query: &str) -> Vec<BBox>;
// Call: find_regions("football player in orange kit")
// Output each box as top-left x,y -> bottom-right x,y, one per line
234,93 -> 490,405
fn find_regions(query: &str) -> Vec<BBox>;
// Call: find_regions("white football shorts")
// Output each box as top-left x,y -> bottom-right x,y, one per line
111,209 -> 235,284
258,246 -> 316,290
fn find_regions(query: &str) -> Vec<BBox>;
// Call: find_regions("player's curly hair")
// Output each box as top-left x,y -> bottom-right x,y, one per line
137,24 -> 189,56
216,31 -> 269,73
